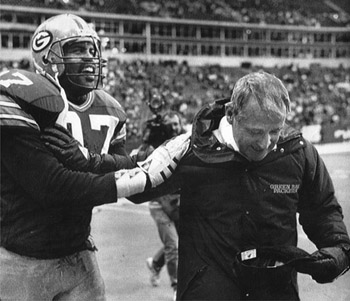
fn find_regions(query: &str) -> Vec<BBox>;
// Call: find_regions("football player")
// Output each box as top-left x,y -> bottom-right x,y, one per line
0,13 -> 190,300
32,13 -> 134,173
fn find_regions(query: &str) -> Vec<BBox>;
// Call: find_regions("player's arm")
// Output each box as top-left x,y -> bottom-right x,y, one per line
4,124 -> 188,208
41,123 -> 189,196
127,175 -> 182,204
41,124 -> 135,174
2,126 -> 118,208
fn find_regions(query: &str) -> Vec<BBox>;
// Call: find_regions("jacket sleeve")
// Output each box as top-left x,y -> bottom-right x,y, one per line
298,141 -> 350,248
2,126 -> 118,208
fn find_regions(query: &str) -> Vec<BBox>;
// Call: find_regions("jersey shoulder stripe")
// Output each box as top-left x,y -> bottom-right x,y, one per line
0,95 -> 39,130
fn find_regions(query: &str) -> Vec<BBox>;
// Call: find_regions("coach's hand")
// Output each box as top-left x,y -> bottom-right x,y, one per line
294,246 -> 350,283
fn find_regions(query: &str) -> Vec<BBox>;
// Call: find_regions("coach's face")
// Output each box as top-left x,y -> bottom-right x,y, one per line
227,97 -> 286,162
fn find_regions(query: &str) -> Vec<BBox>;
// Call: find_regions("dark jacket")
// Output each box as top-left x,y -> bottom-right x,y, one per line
130,98 -> 350,300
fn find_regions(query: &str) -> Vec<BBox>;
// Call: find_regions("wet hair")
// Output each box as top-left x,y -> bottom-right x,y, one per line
229,71 -> 290,121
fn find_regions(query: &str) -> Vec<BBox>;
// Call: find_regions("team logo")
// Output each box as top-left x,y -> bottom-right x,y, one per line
32,31 -> 52,53
270,184 -> 300,194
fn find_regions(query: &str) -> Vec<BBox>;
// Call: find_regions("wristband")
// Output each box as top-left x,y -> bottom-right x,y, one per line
115,168 -> 147,198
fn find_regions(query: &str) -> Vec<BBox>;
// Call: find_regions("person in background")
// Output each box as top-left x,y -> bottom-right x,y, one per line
131,110 -> 185,300
145,112 -> 184,294
128,71 -> 350,300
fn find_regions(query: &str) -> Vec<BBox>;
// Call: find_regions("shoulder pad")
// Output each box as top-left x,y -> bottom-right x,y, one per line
92,90 -> 127,122
0,69 -> 64,113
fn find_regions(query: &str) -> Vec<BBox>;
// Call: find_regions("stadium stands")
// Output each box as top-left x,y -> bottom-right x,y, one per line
2,0 -> 350,26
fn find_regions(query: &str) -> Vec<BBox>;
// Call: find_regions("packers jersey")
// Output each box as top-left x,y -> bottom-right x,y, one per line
0,69 -> 64,130
65,90 -> 127,154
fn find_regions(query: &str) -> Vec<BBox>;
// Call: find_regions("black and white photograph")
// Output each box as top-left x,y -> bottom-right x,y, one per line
1,0 -> 349,300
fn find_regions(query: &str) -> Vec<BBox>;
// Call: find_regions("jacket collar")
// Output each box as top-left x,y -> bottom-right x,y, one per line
212,116 -> 238,151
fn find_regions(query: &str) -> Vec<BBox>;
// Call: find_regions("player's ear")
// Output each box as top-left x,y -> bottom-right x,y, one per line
225,103 -> 234,125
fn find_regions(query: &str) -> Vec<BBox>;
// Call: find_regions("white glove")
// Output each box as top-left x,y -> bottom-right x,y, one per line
137,132 -> 191,187
115,132 -> 191,198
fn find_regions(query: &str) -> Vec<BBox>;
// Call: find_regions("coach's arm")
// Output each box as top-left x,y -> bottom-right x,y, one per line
296,140 -> 350,283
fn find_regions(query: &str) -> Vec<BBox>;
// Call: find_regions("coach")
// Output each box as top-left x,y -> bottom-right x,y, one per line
130,71 -> 350,300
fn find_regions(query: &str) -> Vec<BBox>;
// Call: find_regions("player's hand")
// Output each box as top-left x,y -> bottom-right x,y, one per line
114,132 -> 190,198
41,124 -> 91,171
114,167 -> 148,198
137,132 -> 191,187
294,246 -> 350,283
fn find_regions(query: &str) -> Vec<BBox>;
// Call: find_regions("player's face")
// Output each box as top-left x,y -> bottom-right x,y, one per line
163,115 -> 182,138
231,97 -> 286,162
63,41 -> 99,89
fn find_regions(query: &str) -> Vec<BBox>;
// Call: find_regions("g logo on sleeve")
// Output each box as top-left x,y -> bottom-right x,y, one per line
32,31 -> 53,53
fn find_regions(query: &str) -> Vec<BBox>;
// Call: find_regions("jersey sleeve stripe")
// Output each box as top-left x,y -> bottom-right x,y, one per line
111,123 -> 127,144
0,114 -> 39,130
0,99 -> 39,130
0,100 -> 21,109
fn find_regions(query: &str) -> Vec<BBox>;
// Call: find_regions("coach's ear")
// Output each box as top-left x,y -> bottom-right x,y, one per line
225,102 -> 234,125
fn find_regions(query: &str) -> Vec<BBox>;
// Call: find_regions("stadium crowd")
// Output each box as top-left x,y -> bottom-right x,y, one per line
1,59 -> 349,145
4,0 -> 350,27
104,60 -> 350,143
